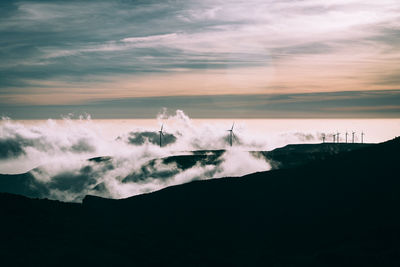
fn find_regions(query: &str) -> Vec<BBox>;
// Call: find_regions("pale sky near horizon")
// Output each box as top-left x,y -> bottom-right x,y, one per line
0,0 -> 399,118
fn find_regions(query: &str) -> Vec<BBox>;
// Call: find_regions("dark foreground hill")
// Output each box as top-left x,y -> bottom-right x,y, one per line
0,138 -> 399,266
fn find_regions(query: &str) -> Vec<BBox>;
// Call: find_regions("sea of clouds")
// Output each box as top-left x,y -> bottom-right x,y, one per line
0,110 -> 322,202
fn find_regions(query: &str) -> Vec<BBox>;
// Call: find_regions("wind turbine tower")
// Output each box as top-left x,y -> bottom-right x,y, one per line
333,134 -> 336,143
159,124 -> 164,147
345,131 -> 348,143
352,131 -> 355,143
361,131 -> 365,144
337,132 -> 340,143
322,133 -> 325,143
227,123 -> 235,147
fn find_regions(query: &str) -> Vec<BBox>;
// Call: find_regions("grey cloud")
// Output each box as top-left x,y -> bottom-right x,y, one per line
0,127 -> 96,161
0,0 -> 399,108
271,43 -> 333,57
293,133 -> 315,141
374,71 -> 400,86
127,131 -> 177,146
29,160 -> 113,201
47,168 -> 98,193
0,139 -> 26,159
1,90 -> 400,119
222,134 -> 243,146
122,159 -> 181,183
70,138 -> 96,153
368,28 -> 400,47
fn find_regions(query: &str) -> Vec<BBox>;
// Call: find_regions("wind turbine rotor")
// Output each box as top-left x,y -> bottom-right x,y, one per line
159,124 -> 164,147
226,122 -> 235,147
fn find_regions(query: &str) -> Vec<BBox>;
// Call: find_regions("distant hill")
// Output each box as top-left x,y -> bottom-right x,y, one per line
0,138 -> 399,266
258,143 -> 372,169
0,143 -> 371,200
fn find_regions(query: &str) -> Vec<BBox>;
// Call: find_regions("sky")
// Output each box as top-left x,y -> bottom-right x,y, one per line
0,0 -> 400,118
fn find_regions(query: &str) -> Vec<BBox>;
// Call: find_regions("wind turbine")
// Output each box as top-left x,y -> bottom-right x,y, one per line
159,124 -> 164,147
345,131 -> 348,143
361,131 -> 365,144
322,133 -> 326,143
337,131 -> 340,143
227,123 -> 235,147
333,133 -> 336,143
352,131 -> 355,143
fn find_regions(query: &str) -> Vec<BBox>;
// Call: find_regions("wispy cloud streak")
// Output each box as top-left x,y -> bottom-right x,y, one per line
0,0 -> 399,115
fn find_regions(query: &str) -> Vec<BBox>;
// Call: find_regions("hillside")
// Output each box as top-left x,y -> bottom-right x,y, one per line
0,138 -> 399,266
0,143 -> 371,200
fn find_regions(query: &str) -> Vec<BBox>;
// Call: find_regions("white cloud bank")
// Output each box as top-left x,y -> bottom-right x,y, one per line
1,110 -> 398,202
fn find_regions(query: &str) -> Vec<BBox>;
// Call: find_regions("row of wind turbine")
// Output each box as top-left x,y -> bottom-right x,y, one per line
322,131 -> 365,143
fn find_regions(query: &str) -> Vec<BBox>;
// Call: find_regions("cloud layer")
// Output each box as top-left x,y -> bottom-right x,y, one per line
2,90 -> 399,119
0,110 -> 275,201
1,109 -> 399,201
0,0 -> 399,115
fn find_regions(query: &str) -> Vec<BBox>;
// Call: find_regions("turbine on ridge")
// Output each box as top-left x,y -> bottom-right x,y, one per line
227,123 -> 235,147
159,124 -> 165,147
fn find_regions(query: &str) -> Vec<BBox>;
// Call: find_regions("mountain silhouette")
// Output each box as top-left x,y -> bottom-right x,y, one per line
0,138 -> 399,266
0,143 -> 371,201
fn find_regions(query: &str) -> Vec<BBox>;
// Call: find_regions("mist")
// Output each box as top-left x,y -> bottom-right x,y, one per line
1,110 -> 397,202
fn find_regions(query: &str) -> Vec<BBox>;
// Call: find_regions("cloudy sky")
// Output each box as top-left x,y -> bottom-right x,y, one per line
1,0 -> 399,118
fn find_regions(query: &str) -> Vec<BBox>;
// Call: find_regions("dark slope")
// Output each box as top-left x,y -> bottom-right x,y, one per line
0,138 -> 399,266
0,172 -> 49,198
167,144 -> 372,171
259,143 -> 372,169
0,143 -> 369,200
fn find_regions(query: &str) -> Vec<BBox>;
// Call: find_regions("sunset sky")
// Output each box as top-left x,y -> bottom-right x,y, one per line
0,0 -> 399,118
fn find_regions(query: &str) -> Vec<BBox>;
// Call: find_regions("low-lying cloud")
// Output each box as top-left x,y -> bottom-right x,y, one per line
0,110 -> 331,202
127,131 -> 177,146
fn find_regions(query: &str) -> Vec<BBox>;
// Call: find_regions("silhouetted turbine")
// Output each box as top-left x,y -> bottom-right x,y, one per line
361,131 -> 365,144
227,123 -> 235,147
159,124 -> 165,147
345,131 -> 348,143
352,131 -> 355,143
322,133 -> 326,143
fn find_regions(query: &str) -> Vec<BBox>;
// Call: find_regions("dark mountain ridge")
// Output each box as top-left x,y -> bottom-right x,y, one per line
0,143 -> 372,201
0,139 -> 399,266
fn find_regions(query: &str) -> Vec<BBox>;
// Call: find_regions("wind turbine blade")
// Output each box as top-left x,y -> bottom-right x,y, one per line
231,122 -> 235,131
